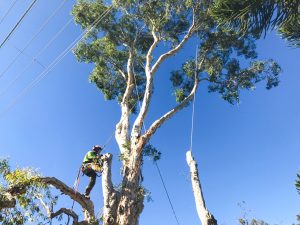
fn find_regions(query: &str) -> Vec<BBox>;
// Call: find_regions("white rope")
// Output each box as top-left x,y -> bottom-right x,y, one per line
189,45 -> 198,152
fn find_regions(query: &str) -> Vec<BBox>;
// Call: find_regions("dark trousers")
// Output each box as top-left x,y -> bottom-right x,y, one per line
82,165 -> 97,196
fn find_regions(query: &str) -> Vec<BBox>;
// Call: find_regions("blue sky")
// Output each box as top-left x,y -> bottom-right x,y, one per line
0,0 -> 299,224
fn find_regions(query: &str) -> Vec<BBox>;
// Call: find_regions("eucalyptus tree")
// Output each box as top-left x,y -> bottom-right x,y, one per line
211,0 -> 300,46
0,0 -> 281,225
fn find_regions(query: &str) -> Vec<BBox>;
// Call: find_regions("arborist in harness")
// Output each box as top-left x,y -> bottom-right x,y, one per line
81,145 -> 104,198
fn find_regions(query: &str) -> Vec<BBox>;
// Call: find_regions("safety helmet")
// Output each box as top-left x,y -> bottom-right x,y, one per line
92,145 -> 102,152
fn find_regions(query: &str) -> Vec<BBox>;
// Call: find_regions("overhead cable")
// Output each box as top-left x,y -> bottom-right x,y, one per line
0,6 -> 113,117
0,0 -> 18,25
0,0 -> 39,49
0,18 -> 73,99
0,0 -> 67,79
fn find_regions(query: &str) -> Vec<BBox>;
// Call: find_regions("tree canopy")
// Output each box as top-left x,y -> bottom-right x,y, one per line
72,0 -> 281,107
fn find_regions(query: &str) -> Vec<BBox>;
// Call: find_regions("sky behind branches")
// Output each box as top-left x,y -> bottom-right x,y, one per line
0,0 -> 299,224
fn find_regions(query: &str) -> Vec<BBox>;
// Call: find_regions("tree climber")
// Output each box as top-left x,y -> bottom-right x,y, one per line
81,145 -> 104,198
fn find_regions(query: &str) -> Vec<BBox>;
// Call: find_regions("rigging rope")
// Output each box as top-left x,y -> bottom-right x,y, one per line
189,45 -> 199,152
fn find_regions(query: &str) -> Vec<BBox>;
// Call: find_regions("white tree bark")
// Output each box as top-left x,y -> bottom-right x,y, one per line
102,153 -> 120,225
186,151 -> 217,225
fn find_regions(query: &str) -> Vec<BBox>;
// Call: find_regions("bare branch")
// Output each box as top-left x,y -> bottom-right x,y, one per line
115,50 -> 135,154
142,83 -> 197,143
146,31 -> 159,74
51,208 -> 79,224
131,31 -> 159,138
142,57 -> 206,143
39,177 -> 94,216
151,22 -> 196,75
37,197 -> 51,218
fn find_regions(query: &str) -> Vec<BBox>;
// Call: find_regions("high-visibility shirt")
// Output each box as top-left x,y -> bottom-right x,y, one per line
83,151 -> 98,164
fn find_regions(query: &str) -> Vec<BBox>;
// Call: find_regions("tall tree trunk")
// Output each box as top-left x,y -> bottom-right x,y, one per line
102,154 -> 120,225
102,141 -> 144,225
116,143 -> 144,225
186,151 -> 217,225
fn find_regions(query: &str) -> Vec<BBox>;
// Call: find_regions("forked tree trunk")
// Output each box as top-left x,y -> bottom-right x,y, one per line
186,151 -> 217,225
102,143 -> 145,225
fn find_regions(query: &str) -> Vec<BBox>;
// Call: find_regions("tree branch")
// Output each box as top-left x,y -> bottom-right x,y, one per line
142,82 -> 197,144
39,177 -> 94,216
115,49 -> 135,154
141,57 -> 206,143
51,208 -> 79,225
39,197 -> 82,225
151,22 -> 196,75
106,57 -> 126,79
131,30 -> 159,138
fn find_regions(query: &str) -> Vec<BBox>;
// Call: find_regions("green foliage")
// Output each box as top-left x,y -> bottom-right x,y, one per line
296,173 -> 300,194
296,173 -> 300,224
211,0 -> 300,47
171,26 -> 281,104
0,158 -> 10,176
0,159 -> 57,225
239,218 -> 270,225
238,201 -> 270,225
137,186 -> 152,202
142,144 -> 161,162
72,0 -> 281,107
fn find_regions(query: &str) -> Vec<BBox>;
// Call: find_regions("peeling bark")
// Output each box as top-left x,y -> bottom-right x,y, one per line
116,145 -> 144,225
102,153 -> 120,225
186,151 -> 217,225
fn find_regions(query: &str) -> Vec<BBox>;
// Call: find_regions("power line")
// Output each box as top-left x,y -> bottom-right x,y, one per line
0,6 -> 113,118
0,0 -> 39,49
0,18 -> 73,99
13,45 -> 46,68
0,0 -> 67,79
0,0 -> 18,25
155,162 -> 180,225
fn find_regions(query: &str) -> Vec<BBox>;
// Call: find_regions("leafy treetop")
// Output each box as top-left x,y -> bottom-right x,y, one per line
72,0 -> 281,109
